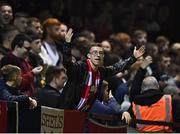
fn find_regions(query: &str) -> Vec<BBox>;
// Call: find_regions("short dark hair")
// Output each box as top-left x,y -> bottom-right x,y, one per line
45,66 -> 66,84
78,30 -> 94,41
11,33 -> 32,49
0,3 -> 12,9
73,37 -> 92,56
28,33 -> 41,41
133,30 -> 147,38
14,12 -> 29,19
28,17 -> 40,26
156,36 -> 169,45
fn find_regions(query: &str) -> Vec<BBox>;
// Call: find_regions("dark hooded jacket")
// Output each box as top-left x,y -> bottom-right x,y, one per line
130,68 -> 180,132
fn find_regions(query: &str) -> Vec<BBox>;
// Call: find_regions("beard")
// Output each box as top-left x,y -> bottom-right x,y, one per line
51,35 -> 60,41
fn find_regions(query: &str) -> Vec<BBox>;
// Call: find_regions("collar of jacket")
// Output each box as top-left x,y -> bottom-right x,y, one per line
45,85 -> 62,94
134,89 -> 164,106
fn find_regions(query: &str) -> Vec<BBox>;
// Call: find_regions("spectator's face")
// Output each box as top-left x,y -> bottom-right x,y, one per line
17,41 -> 31,58
31,39 -> 42,53
161,56 -> 171,70
13,70 -> 22,87
14,17 -> 28,32
101,41 -> 111,52
48,25 -> 60,41
55,71 -> 68,89
136,33 -> 147,46
0,5 -> 13,25
158,41 -> 169,53
88,46 -> 104,68
59,24 -> 67,39
31,21 -> 43,36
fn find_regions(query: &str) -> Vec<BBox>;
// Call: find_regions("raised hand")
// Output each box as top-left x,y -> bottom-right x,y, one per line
32,66 -> 43,75
122,111 -> 131,124
140,56 -> 153,69
65,28 -> 73,43
109,90 -> 113,98
29,97 -> 37,109
133,45 -> 145,59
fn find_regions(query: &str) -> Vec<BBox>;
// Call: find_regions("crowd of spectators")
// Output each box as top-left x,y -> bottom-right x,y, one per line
1,0 -> 178,41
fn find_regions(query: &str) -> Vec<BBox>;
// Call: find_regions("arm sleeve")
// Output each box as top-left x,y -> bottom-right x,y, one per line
62,43 -> 85,81
101,56 -> 137,79
129,68 -> 146,102
90,99 -> 123,115
20,71 -> 34,92
0,88 -> 30,106
107,97 -> 124,114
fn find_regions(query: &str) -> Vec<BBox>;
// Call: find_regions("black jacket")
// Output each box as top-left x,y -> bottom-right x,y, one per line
34,82 -> 77,109
62,44 -> 137,111
130,68 -> 180,132
34,85 -> 64,108
28,51 -> 43,68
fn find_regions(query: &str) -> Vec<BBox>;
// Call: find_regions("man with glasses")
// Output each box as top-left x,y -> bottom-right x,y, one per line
62,29 -> 145,112
1,33 -> 42,96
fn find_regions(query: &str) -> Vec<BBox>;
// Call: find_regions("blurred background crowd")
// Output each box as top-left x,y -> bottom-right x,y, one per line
1,0 -> 180,42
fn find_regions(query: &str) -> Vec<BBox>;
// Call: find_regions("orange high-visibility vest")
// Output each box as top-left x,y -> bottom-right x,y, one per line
132,95 -> 173,132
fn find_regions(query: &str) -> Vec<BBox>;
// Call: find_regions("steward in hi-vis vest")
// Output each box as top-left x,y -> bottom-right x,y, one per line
133,95 -> 173,132
130,56 -> 180,133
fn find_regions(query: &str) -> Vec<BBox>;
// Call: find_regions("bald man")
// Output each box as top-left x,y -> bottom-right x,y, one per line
141,76 -> 159,93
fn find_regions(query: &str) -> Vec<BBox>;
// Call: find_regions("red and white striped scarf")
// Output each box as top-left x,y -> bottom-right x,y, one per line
77,59 -> 100,110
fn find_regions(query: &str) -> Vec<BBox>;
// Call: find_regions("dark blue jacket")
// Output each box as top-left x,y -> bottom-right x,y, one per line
89,97 -> 124,115
0,79 -> 29,106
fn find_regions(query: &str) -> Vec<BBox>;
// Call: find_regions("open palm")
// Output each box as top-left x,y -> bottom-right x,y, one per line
133,45 -> 145,58
65,28 -> 73,43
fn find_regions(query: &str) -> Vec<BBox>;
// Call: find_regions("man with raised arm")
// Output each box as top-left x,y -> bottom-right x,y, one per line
62,29 -> 145,112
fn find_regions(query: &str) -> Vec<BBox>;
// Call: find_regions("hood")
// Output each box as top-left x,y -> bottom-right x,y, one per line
134,89 -> 164,106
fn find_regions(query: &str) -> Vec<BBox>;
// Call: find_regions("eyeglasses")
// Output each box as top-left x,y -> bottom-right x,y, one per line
90,50 -> 104,56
